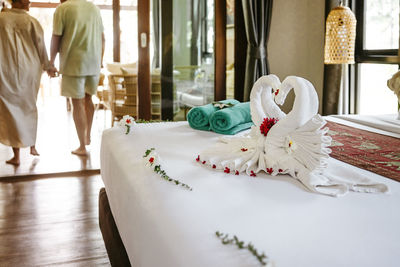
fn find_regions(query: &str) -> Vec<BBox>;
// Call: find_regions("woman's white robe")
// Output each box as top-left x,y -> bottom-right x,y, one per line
0,8 -> 49,147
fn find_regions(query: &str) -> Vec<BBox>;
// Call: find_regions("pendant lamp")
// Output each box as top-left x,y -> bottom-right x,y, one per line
324,3 -> 357,64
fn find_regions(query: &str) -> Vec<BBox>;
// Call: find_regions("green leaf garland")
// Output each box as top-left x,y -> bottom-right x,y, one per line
143,148 -> 193,191
215,231 -> 269,266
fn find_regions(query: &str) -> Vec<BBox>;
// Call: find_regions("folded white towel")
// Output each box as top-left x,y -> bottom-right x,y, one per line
297,159 -> 389,197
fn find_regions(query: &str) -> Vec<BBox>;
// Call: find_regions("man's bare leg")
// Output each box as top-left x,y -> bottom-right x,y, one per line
6,147 -> 20,165
71,97 -> 88,156
30,145 -> 39,156
84,93 -> 94,145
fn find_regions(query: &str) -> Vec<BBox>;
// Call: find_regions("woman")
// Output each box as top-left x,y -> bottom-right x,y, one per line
0,0 -> 54,165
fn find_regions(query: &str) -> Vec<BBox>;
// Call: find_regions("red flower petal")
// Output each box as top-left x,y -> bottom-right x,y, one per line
235,170 -> 239,175
126,119 -> 131,124
260,118 -> 278,136
202,161 -> 206,164
224,167 -> 230,173
149,157 -> 154,163
250,171 -> 256,177
274,89 -> 279,96
196,155 -> 200,162
266,168 -> 273,174
241,148 -> 248,152
212,164 -> 216,169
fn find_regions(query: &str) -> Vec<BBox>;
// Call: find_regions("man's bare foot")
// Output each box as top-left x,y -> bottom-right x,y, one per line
30,146 -> 40,156
6,157 -> 20,166
71,147 -> 88,156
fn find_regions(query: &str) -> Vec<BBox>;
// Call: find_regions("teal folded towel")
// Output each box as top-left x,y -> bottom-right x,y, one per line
187,99 -> 240,131
209,102 -> 253,135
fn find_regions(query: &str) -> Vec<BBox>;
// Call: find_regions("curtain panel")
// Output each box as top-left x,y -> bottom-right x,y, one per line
322,64 -> 342,115
241,0 -> 273,101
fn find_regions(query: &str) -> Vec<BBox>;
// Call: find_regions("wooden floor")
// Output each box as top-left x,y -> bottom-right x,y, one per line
0,93 -> 112,265
0,174 -> 110,266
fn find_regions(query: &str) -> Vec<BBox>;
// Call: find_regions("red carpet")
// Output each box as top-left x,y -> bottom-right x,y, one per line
326,121 -> 400,182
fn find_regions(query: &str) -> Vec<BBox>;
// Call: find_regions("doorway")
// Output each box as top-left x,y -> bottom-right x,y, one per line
0,0 -> 142,177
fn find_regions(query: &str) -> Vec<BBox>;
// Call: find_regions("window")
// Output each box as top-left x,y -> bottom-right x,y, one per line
353,0 -> 399,115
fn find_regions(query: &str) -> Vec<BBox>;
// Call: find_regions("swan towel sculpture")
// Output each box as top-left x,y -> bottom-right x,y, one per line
197,75 -> 389,197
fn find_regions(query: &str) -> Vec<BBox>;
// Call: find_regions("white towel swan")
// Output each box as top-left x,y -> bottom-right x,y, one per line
250,74 -> 286,126
198,75 -> 388,196
265,76 -> 331,173
199,74 -> 284,175
265,76 -> 388,196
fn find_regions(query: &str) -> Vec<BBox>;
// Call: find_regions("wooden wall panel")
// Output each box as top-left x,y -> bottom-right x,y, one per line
138,0 -> 151,120
112,0 -> 120,62
214,0 -> 227,101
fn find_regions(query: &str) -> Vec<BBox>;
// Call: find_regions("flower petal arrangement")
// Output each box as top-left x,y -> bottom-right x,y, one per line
387,70 -> 400,119
118,115 -> 136,134
260,117 -> 278,136
387,70 -> 400,100
284,136 -> 297,155
143,148 -> 192,191
212,101 -> 235,109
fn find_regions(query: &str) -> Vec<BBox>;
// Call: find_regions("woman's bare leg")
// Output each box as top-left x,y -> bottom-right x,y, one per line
6,147 -> 20,165
30,145 -> 39,156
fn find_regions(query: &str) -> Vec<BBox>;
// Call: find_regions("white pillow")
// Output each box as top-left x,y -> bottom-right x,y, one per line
106,62 -> 137,74
121,67 -> 137,75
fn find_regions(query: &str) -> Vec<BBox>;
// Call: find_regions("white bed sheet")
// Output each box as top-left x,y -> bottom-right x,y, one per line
329,114 -> 400,137
100,117 -> 400,267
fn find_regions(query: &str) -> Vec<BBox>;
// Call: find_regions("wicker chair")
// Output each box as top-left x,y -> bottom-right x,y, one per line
107,73 -> 138,125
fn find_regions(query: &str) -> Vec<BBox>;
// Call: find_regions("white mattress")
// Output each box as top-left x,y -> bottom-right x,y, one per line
100,116 -> 400,267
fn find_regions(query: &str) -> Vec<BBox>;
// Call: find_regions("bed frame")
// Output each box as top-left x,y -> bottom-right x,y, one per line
98,188 -> 131,267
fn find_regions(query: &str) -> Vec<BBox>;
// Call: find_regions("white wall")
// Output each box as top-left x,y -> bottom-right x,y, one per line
268,0 -> 325,113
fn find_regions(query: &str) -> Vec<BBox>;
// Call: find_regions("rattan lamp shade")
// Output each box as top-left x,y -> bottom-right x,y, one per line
324,6 -> 356,64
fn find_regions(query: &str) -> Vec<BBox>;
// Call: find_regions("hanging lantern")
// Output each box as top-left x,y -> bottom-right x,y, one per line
324,5 -> 357,64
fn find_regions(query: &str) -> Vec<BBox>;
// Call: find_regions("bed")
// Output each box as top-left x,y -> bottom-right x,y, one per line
99,114 -> 400,267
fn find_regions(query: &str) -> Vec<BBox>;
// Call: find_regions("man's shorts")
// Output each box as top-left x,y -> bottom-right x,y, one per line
61,75 -> 100,99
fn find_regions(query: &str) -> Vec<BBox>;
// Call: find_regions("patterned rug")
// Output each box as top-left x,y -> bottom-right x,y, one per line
326,121 -> 400,182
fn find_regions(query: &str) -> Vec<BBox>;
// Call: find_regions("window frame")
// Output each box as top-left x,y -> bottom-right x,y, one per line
351,0 -> 400,113
201,0 -> 214,61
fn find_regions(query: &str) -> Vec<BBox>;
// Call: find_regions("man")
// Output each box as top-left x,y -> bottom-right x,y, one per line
50,0 -> 105,156
0,0 -> 53,165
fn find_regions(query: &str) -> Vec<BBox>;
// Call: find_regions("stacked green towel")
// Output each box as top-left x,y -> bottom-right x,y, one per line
187,99 -> 240,131
209,102 -> 253,135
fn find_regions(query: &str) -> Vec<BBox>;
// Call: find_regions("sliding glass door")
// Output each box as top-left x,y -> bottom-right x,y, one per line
155,0 -> 215,121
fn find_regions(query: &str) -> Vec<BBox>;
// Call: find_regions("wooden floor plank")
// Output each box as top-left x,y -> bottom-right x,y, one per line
0,174 -> 110,266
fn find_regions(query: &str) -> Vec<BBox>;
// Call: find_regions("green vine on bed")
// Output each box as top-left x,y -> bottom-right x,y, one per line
215,231 -> 269,266
143,148 -> 193,191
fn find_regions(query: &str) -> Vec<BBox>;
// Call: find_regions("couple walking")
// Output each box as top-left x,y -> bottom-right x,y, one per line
0,0 -> 105,165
